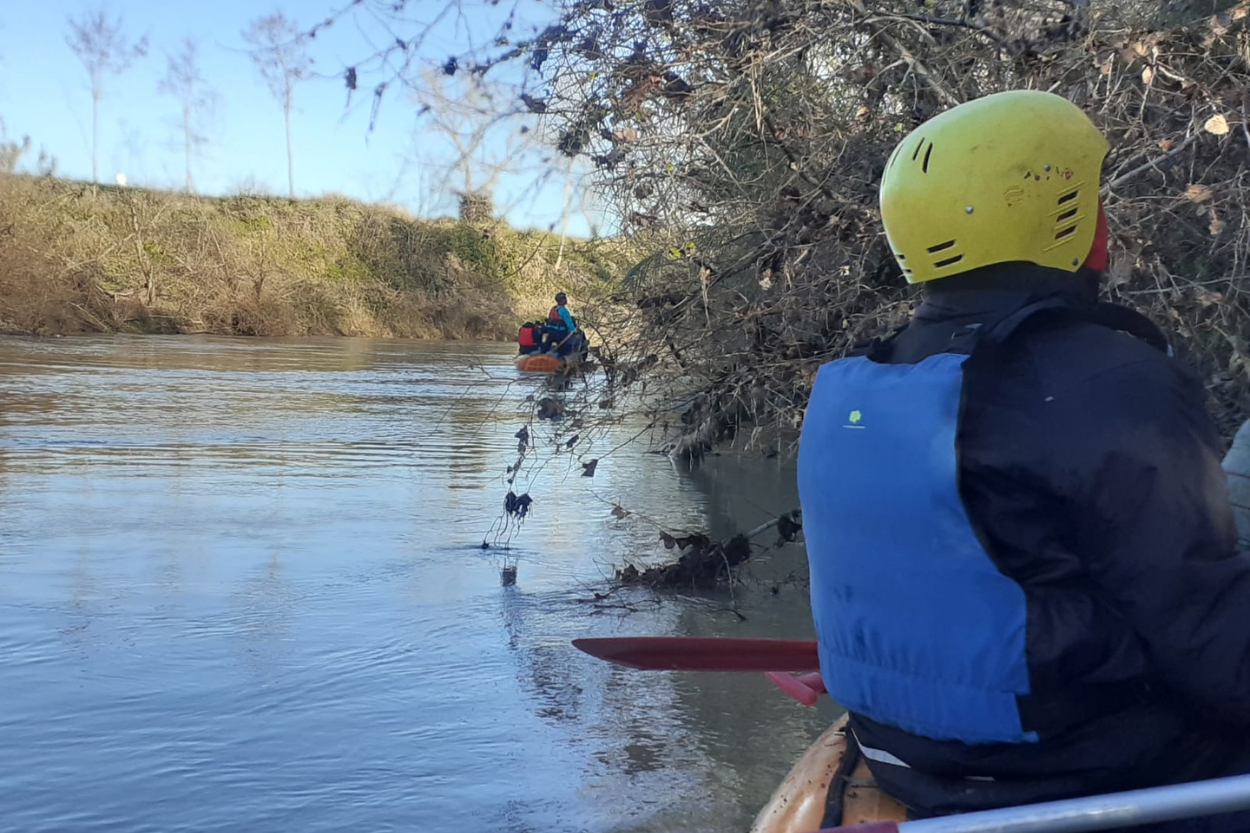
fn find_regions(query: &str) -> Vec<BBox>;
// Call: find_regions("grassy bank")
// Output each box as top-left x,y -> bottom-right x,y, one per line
0,175 -> 623,338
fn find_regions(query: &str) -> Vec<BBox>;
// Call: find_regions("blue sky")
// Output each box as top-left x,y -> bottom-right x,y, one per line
0,1 -> 602,235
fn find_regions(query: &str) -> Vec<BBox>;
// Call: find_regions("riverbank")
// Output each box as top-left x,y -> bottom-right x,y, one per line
0,175 -> 624,339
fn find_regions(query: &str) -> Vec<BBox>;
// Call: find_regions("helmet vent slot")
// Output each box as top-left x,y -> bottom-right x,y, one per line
1057,190 -> 1079,205
934,254 -> 963,269
910,138 -> 935,172
927,240 -> 956,254
1057,208 -> 1078,222
1054,225 -> 1078,241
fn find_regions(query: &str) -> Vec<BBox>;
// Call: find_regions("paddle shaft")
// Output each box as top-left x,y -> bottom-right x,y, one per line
815,774 -> 1250,833
573,637 -> 1250,829
573,638 -> 1250,830
571,637 -> 820,672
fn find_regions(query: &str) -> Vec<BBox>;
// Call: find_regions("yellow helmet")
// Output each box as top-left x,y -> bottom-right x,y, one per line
880,90 -> 1110,284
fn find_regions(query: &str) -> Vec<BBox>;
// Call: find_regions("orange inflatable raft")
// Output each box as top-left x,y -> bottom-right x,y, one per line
514,353 -> 567,372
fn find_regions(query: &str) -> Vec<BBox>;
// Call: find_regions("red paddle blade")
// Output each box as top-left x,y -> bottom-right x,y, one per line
571,637 -> 820,672
766,671 -> 826,706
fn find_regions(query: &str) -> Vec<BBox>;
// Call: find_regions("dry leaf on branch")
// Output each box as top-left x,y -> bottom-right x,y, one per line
1204,114 -> 1231,135
1197,288 -> 1224,306
1106,256 -> 1133,288
1185,184 -> 1215,202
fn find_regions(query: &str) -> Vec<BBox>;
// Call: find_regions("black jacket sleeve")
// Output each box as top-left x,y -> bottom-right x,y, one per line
1063,353 -> 1250,724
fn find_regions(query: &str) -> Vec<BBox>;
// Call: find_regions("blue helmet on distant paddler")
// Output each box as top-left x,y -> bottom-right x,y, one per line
797,89 -> 1250,824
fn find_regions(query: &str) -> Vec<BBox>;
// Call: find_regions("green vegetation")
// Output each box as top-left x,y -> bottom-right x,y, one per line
0,174 -> 624,338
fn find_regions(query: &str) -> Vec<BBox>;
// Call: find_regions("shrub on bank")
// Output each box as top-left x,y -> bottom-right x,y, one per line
0,175 -> 623,339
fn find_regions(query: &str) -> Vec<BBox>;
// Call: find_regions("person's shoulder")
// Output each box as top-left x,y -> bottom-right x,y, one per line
997,315 -> 1215,444
964,312 -> 1218,467
1015,311 -> 1176,389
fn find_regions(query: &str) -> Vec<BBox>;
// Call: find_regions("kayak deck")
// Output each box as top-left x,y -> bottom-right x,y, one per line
750,714 -> 908,833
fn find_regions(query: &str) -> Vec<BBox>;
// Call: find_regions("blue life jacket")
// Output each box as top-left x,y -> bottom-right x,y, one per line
797,300 -> 1171,745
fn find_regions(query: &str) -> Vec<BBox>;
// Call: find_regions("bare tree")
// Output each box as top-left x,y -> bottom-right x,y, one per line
415,67 -> 538,221
0,120 -> 58,177
65,6 -> 148,184
159,38 -> 218,193
242,13 -> 312,199
0,121 -> 30,175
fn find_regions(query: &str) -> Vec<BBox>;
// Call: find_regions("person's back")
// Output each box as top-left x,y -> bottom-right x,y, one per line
548,292 -> 576,332
517,321 -> 542,355
796,90 -> 1250,827
547,292 -> 582,356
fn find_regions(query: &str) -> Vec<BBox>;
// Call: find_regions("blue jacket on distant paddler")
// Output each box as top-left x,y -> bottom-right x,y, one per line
797,90 -> 1250,830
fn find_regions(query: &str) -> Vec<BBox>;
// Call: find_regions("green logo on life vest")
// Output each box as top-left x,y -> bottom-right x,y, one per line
849,410 -> 863,424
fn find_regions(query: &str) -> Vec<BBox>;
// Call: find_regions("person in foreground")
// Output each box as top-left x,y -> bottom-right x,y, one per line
796,89 -> 1250,831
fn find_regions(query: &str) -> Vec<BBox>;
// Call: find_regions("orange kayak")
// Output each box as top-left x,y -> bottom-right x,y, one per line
750,714 -> 908,833
514,353 -> 582,373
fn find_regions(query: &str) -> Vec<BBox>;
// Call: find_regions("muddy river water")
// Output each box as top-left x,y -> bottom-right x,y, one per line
0,335 -> 838,833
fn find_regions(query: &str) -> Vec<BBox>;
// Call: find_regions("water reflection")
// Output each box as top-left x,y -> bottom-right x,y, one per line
0,334 -> 826,833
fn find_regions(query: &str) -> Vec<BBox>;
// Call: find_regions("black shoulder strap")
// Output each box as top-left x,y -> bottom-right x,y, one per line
853,319 -> 912,361
1083,302 -> 1171,355
950,298 -> 1170,357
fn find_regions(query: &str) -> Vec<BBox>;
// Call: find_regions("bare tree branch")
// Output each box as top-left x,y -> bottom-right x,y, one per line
159,38 -> 219,193
243,13 -> 314,198
65,6 -> 148,184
